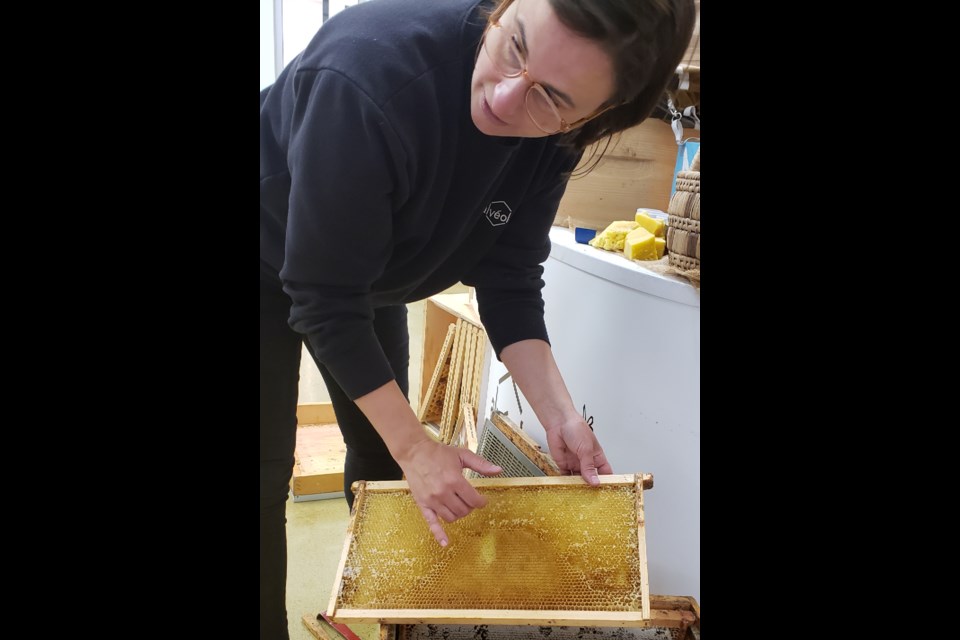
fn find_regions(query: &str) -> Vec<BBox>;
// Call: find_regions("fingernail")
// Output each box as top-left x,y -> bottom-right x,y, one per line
440,539 -> 448,547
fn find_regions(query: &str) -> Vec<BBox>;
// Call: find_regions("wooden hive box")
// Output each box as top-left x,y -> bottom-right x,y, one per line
378,595 -> 700,640
291,403 -> 346,501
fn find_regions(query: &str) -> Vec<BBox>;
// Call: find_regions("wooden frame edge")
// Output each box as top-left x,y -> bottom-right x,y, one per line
636,474 -> 650,619
327,480 -> 366,618
360,474 -> 638,491
337,608 -> 688,628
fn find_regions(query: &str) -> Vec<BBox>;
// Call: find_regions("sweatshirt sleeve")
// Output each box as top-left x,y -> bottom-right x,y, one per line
463,146 -> 582,357
280,68 -> 410,400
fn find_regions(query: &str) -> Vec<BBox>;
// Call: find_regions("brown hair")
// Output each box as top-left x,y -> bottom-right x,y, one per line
486,0 -> 696,151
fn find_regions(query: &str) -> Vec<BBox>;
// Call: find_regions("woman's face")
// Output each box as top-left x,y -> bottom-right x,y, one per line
470,0 -> 615,138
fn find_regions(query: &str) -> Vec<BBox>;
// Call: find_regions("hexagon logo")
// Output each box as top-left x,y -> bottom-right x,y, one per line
484,200 -> 512,227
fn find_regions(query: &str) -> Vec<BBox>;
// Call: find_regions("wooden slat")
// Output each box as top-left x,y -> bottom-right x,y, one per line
361,474 -> 637,491
467,328 -> 477,410
463,406 -> 478,454
440,320 -> 466,441
450,403 -> 473,452
297,402 -> 337,425
379,624 -> 396,640
473,335 -> 493,428
293,474 -> 344,496
648,594 -> 696,610
439,319 -> 463,439
327,480 -> 366,619
455,328 -> 477,444
336,609 -> 688,628
636,475 -> 650,620
416,322 -> 455,423
470,332 -> 485,409
301,614 -> 334,640
688,595 -> 699,621
420,300 -> 457,410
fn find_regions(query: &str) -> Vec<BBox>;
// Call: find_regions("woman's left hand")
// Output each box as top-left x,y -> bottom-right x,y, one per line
544,416 -> 613,484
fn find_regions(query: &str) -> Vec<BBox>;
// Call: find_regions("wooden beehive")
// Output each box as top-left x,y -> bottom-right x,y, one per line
327,474 -> 675,628
378,595 -> 700,640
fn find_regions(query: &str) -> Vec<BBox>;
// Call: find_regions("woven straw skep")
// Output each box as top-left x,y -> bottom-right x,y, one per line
675,170 -> 700,194
668,252 -> 700,270
668,190 -> 700,220
668,215 -> 699,233
666,226 -> 700,259
663,157 -> 700,285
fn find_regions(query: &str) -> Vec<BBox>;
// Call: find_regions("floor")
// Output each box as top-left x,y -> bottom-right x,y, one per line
285,497 -> 370,639
284,292 -> 445,640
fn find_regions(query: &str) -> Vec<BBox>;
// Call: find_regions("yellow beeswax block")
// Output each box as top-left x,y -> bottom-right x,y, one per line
589,220 -> 638,251
655,237 -> 665,259
634,210 -> 665,237
623,227 -> 657,260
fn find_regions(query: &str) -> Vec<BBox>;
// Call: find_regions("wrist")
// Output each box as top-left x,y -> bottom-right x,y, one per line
389,430 -> 433,464
542,407 -> 583,433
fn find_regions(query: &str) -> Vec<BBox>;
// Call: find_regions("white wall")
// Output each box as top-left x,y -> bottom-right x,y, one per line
478,229 -> 701,602
259,0 -> 276,90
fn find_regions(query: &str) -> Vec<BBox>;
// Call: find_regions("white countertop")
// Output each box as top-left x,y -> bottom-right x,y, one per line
548,227 -> 700,308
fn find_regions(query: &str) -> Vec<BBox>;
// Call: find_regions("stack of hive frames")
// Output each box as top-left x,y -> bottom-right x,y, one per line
417,319 -> 487,443
327,475 -> 683,629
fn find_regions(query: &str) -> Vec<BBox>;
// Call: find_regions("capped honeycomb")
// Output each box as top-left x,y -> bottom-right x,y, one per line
332,477 -> 645,616
396,624 -> 683,640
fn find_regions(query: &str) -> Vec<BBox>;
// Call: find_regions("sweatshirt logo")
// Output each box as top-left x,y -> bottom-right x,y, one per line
484,200 -> 512,227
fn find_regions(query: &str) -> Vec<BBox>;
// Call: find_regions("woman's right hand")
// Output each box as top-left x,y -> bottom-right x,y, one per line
395,439 -> 502,546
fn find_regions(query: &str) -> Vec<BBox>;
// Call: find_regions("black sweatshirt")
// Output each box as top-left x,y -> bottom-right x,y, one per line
260,0 -> 582,400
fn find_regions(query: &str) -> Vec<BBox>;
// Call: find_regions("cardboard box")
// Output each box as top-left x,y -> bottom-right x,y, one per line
555,119 -> 694,231
683,0 -> 700,68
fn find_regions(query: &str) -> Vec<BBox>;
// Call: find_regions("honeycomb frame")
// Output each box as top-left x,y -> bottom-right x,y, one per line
328,474 -> 665,627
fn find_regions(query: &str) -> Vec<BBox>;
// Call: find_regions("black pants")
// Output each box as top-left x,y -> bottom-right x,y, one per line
260,281 -> 407,640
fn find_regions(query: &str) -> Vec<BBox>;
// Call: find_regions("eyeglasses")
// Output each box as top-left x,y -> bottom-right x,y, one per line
482,19 -> 614,134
